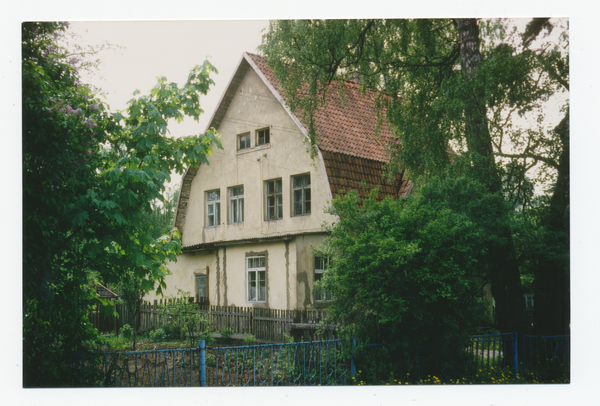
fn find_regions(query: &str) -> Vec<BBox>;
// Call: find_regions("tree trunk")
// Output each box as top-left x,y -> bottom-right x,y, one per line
534,111 -> 570,335
456,18 -> 526,334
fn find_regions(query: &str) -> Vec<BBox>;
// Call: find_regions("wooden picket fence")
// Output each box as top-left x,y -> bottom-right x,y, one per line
90,298 -> 336,342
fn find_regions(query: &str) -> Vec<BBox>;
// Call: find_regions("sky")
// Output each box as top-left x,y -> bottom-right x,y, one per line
4,1 -> 599,405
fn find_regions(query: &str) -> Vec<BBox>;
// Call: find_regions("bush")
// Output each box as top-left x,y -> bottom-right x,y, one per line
149,328 -> 166,343
163,323 -> 182,341
243,333 -> 256,345
121,324 -> 133,339
221,327 -> 234,343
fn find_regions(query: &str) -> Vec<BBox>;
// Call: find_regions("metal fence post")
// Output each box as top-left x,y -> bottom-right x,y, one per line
511,331 -> 518,378
351,337 -> 357,377
199,340 -> 206,387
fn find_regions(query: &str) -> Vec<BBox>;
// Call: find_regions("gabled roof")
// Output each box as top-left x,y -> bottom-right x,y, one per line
173,52 -> 410,235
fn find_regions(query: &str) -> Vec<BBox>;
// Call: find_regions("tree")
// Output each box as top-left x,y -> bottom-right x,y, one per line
23,22 -> 221,386
315,176 -> 495,382
260,18 -> 569,334
139,187 -> 179,240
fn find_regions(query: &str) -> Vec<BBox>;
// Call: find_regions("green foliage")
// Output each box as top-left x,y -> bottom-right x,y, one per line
162,323 -> 183,341
158,290 -> 213,347
220,327 -> 234,344
120,324 -> 133,339
316,177 -> 498,345
23,22 -> 221,386
149,328 -> 166,343
262,18 -> 570,335
243,333 -> 256,345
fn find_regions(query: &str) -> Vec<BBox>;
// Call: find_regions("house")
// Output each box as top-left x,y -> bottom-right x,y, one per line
148,52 -> 411,311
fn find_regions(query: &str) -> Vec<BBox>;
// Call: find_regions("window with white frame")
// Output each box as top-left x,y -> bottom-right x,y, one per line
524,294 -> 534,310
314,257 -> 332,301
257,127 -> 270,146
265,179 -> 283,220
206,190 -> 220,227
292,174 -> 311,216
238,132 -> 250,150
247,256 -> 266,302
229,186 -> 244,224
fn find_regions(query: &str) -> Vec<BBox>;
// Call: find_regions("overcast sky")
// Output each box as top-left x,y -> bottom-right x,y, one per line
4,2 -> 599,405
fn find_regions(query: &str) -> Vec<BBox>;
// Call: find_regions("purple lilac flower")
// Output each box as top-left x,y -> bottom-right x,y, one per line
89,104 -> 98,110
85,118 -> 97,128
65,105 -> 72,113
71,108 -> 82,116
69,57 -> 78,66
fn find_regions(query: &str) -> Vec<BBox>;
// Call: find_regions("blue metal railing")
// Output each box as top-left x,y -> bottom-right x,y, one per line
64,346 -> 202,387
350,332 -> 520,381
522,335 -> 570,374
212,339 -> 349,386
61,333 -> 569,386
466,332 -> 518,377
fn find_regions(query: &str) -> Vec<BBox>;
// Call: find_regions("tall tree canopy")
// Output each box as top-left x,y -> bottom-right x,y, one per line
23,22 -> 221,386
261,18 -> 569,335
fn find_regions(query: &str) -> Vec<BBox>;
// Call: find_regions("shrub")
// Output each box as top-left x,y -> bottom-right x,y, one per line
149,328 -> 166,343
243,333 -> 256,345
221,327 -> 234,343
163,323 -> 182,341
121,324 -> 133,339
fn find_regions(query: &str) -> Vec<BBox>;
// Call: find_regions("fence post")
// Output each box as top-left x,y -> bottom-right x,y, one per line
351,337 -> 357,377
511,331 -> 518,378
199,340 -> 206,387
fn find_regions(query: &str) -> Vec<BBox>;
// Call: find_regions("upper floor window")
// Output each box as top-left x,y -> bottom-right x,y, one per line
229,185 -> 244,224
314,257 -> 332,301
292,173 -> 311,216
206,190 -> 220,227
247,256 -> 266,302
257,127 -> 270,146
238,132 -> 251,150
265,179 -> 283,220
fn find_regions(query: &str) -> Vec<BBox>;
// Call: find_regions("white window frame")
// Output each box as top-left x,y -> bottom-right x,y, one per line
292,173 -> 311,216
256,127 -> 270,146
265,179 -> 283,220
238,132 -> 251,150
229,185 -> 244,224
206,189 -> 221,227
246,256 -> 266,302
314,257 -> 332,302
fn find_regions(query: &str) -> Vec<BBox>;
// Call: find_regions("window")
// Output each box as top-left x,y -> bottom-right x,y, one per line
247,256 -> 266,302
314,257 -> 332,301
238,132 -> 250,150
292,174 -> 311,216
524,294 -> 534,310
196,274 -> 207,301
229,186 -> 244,224
206,190 -> 220,227
257,127 -> 270,145
265,179 -> 283,220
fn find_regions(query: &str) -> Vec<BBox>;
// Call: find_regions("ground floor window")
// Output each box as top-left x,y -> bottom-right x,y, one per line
196,274 -> 207,301
247,256 -> 266,302
314,257 -> 332,301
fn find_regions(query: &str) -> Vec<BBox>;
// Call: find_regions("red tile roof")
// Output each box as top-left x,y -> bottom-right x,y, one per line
247,53 -> 409,200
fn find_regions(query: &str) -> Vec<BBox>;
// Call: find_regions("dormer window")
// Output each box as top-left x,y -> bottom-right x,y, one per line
257,127 -> 270,146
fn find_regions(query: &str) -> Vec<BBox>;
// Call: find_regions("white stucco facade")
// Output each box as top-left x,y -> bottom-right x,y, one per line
147,57 -> 336,310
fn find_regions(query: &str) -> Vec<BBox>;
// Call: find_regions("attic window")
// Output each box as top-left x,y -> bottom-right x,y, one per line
238,132 -> 250,150
257,127 -> 270,146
